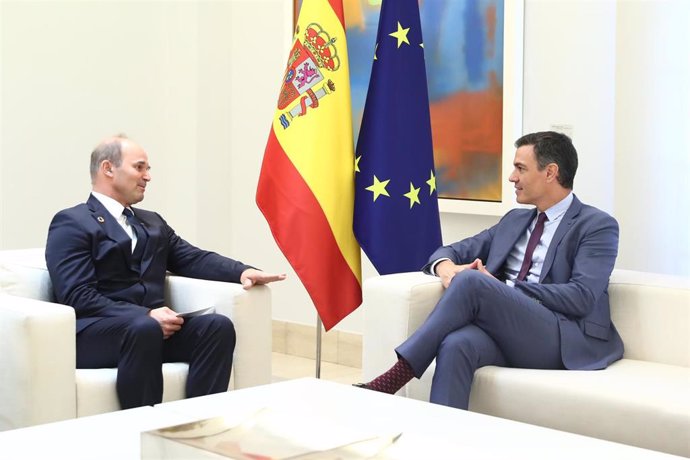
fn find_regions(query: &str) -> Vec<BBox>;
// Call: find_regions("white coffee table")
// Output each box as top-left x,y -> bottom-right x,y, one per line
152,378 -> 683,459
0,378 -> 682,459
0,405 -> 198,460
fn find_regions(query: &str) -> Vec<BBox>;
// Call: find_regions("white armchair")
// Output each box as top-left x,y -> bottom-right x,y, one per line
0,248 -> 272,430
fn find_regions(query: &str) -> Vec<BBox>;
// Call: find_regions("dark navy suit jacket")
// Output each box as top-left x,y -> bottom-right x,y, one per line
46,194 -> 252,333
423,195 -> 624,370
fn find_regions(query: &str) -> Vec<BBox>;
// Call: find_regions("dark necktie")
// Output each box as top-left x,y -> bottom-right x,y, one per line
517,212 -> 548,282
122,208 -> 146,251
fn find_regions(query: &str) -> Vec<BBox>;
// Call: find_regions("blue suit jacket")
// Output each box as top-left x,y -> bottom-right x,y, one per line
424,195 -> 623,370
46,195 -> 252,333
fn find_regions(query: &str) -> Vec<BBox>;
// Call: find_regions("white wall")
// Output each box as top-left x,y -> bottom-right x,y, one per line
523,0 -> 617,213
0,1 -> 203,247
1,0 -> 688,337
614,0 -> 690,277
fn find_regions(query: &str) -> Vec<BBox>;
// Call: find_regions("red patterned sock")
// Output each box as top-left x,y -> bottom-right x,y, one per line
363,358 -> 415,394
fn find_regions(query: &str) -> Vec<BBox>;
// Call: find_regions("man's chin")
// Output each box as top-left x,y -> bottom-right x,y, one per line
515,195 -> 532,206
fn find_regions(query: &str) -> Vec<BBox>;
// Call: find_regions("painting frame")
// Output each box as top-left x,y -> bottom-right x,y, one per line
293,0 -> 524,216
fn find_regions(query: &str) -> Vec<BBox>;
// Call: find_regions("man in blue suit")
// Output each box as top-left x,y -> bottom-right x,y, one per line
358,131 -> 623,409
45,135 -> 286,410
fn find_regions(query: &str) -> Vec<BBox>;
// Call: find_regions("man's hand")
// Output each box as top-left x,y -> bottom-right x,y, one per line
148,306 -> 183,339
436,258 -> 480,289
476,259 -> 496,280
240,268 -> 287,290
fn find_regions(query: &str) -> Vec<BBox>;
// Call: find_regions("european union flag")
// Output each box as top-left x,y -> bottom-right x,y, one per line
354,0 -> 442,275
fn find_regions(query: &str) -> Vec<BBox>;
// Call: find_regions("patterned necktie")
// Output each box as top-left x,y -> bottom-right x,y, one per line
517,212 -> 548,282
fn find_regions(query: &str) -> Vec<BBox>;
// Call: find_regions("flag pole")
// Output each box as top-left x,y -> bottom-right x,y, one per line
315,316 -> 323,378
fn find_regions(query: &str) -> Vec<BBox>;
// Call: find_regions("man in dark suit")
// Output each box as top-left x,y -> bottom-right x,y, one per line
45,135 -> 286,410
357,131 -> 623,409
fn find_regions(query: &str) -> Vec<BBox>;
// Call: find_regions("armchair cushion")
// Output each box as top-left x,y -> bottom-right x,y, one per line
0,248 -> 53,301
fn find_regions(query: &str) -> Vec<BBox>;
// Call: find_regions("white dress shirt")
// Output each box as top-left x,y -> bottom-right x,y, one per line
91,191 -> 138,251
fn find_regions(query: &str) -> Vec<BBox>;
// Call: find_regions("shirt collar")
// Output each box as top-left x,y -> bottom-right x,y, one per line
543,192 -> 573,223
91,191 -> 126,220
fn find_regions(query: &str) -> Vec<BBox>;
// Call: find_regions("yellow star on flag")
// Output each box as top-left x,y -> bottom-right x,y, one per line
389,21 -> 410,48
355,155 -> 362,173
366,175 -> 391,202
404,182 -> 421,208
426,170 -> 436,194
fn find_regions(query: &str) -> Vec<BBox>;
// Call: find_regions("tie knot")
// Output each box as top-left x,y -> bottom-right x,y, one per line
123,208 -> 139,229
537,212 -> 548,224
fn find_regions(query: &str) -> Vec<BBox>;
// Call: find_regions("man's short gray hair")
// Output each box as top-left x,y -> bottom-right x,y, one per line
89,134 -> 128,182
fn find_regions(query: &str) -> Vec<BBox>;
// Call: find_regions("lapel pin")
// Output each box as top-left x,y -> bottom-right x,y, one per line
97,216 -> 105,223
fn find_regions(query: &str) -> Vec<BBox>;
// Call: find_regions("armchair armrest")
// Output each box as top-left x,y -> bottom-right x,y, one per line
362,272 -> 443,383
0,294 -> 77,429
164,276 -> 272,389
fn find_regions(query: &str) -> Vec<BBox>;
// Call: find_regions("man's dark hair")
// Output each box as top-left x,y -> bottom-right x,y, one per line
514,131 -> 578,189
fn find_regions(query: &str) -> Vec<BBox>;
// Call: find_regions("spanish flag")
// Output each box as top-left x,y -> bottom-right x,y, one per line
256,0 -> 362,331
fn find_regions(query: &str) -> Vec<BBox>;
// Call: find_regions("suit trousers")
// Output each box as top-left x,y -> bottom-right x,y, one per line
396,270 -> 564,410
76,313 -> 236,409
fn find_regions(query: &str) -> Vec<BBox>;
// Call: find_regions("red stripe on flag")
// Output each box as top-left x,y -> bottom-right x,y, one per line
257,128 -> 362,331
328,0 -> 345,27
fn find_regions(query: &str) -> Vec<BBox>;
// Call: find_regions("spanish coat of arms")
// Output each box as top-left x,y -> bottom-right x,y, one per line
277,23 -> 341,129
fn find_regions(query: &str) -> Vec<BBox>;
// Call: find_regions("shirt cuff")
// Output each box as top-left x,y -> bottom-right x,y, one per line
430,258 -> 452,276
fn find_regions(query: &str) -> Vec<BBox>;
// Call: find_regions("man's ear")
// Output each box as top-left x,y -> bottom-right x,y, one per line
102,160 -> 114,177
545,163 -> 559,183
